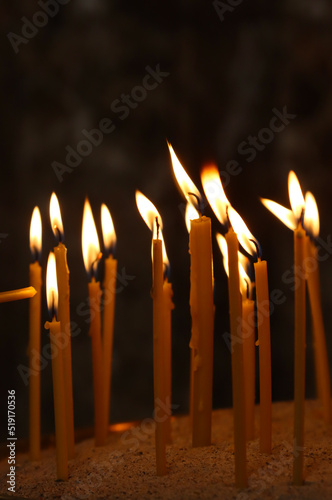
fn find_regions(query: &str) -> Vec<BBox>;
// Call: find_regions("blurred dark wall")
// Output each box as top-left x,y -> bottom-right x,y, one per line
1,0 -> 332,439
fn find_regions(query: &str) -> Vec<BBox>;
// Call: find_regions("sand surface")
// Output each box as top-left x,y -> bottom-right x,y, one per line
1,400 -> 332,499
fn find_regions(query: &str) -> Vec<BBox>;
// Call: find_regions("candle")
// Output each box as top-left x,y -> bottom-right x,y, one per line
202,167 -> 247,488
261,170 -> 307,485
239,257 -> 255,443
254,258 -> 272,453
163,277 -> 174,443
169,145 -> 214,448
217,234 -> 256,443
44,252 -> 68,480
0,286 -> 36,303
304,192 -> 331,424
82,198 -> 104,446
29,207 -> 42,461
136,190 -> 170,475
100,203 -> 117,441
50,193 -> 75,458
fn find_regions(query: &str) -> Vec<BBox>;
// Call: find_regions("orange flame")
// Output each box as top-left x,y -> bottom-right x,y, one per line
82,198 -> 101,275
135,190 -> 169,269
304,192 -> 319,238
101,204 -> 116,255
30,206 -> 42,259
46,252 -> 58,317
50,192 -> 64,240
201,164 -> 229,225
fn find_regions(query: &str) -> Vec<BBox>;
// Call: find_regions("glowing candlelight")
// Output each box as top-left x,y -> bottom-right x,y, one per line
29,206 -> 42,461
169,144 -> 214,449
100,203 -> 117,442
44,252 -> 68,480
50,193 -> 75,458
82,198 -> 104,446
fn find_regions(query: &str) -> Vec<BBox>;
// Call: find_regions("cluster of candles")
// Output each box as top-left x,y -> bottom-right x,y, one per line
2,142 -> 331,490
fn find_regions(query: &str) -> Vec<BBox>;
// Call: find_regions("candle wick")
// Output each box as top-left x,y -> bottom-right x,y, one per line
299,208 -> 305,227
249,238 -> 262,262
90,252 -> 103,279
188,192 -> 202,216
54,225 -> 62,244
226,205 -> 232,230
245,278 -> 250,300
155,216 -> 160,239
32,246 -> 39,263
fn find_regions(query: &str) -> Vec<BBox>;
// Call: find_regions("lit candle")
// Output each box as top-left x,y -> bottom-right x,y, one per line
303,192 -> 331,424
136,190 -> 171,475
169,144 -> 214,449
0,286 -> 36,303
202,166 -> 247,488
50,193 -> 75,458
82,198 -> 104,446
100,203 -> 117,442
261,171 -> 306,485
29,207 -> 42,461
227,208 -> 272,453
216,234 -> 256,443
44,252 -> 68,480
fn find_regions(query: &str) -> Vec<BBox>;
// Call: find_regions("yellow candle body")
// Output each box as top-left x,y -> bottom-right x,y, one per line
29,262 -> 42,461
242,298 -> 255,442
88,279 -> 104,446
54,242 -> 75,458
152,239 -> 167,476
0,286 -> 36,303
101,256 -> 117,441
163,279 -> 174,443
254,259 -> 272,454
226,228 -> 247,489
189,216 -> 214,448
306,238 -> 331,424
293,223 -> 306,485
45,319 -> 68,480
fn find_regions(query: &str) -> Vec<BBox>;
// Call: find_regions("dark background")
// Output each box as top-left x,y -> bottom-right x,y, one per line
1,0 -> 332,441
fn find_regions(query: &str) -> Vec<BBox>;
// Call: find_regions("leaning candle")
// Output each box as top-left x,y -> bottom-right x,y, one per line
136,190 -> 169,475
100,204 -> 117,441
0,286 -> 36,303
202,166 -> 247,488
50,193 -> 75,458
304,192 -> 331,424
82,198 -> 104,446
169,144 -> 214,448
29,207 -> 42,461
261,170 -> 307,485
44,252 -> 68,481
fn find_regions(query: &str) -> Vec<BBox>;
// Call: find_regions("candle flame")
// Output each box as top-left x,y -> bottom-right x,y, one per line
82,198 -> 101,276
46,252 -> 58,318
288,171 -> 305,220
216,232 -> 249,295
50,192 -> 64,241
167,141 -> 202,212
227,206 -> 259,257
201,164 -> 229,225
101,203 -> 116,256
304,192 -> 320,238
185,202 -> 199,233
260,198 -> 297,230
135,190 -> 169,269
29,206 -> 42,260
